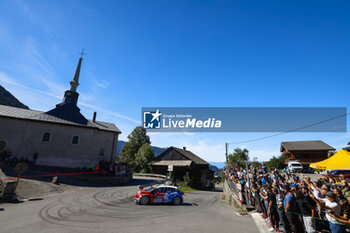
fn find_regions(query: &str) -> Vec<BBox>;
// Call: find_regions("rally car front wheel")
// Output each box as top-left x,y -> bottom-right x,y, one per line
173,196 -> 182,206
140,196 -> 149,205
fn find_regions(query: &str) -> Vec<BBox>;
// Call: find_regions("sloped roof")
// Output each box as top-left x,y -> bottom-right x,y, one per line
46,103 -> 88,125
0,104 -> 120,133
281,140 -> 335,152
172,147 -> 209,165
153,146 -> 209,165
149,160 -> 192,166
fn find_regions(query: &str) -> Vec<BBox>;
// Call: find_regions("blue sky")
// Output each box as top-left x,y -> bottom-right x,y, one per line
0,0 -> 349,162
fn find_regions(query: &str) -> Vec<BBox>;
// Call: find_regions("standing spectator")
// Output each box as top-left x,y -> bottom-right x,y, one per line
33,152 -> 39,165
273,188 -> 291,233
251,182 -> 261,213
313,191 -> 345,233
257,181 -> 267,216
340,180 -> 350,204
266,187 -> 279,232
296,188 -> 316,233
333,187 -> 345,203
283,185 -> 303,233
328,199 -> 350,226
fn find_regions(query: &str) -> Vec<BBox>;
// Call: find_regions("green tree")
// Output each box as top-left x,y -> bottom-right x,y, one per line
119,126 -> 151,168
265,154 -> 286,170
251,157 -> 261,168
227,148 -> 248,168
134,144 -> 155,173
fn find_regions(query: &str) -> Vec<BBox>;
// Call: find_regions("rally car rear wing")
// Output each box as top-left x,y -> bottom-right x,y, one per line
138,180 -> 170,190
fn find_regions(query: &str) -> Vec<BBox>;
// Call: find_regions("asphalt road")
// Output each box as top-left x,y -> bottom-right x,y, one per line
0,178 -> 259,233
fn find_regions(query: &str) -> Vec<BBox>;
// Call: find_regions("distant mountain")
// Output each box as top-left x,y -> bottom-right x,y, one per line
209,165 -> 222,174
116,140 -> 167,157
0,85 -> 29,109
209,162 -> 226,169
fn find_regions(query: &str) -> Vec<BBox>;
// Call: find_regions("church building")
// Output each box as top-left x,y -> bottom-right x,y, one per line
0,55 -> 121,168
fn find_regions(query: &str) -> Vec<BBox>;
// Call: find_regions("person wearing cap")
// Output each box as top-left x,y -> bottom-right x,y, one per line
262,163 -> 268,174
290,183 -> 298,190
313,191 -> 345,233
328,199 -> 350,226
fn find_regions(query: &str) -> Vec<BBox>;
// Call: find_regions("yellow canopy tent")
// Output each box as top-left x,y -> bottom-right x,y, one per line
310,149 -> 350,170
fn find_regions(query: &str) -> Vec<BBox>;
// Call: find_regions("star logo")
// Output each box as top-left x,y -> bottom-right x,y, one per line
151,109 -> 162,122
143,109 -> 162,129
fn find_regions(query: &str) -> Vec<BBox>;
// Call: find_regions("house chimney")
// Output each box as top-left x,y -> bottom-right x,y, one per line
93,112 -> 97,122
183,146 -> 186,151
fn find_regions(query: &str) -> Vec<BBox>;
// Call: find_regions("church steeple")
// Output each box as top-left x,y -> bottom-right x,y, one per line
62,49 -> 86,105
46,49 -> 88,125
69,57 -> 82,92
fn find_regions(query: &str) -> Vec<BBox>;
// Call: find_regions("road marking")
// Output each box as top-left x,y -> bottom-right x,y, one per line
251,213 -> 271,233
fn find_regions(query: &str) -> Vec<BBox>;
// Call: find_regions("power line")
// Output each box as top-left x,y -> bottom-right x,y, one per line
227,112 -> 349,145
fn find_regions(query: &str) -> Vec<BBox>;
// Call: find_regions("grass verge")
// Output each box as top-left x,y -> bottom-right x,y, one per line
179,186 -> 199,193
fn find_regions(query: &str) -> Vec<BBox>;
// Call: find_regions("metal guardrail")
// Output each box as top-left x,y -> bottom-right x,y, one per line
226,179 -> 254,205
226,179 -> 239,196
133,173 -> 167,179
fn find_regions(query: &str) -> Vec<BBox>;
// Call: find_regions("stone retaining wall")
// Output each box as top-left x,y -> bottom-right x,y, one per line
0,169 -> 16,201
223,180 -> 245,209
73,173 -> 133,185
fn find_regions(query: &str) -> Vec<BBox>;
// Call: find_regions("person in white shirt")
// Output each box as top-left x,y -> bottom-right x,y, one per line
313,191 -> 345,233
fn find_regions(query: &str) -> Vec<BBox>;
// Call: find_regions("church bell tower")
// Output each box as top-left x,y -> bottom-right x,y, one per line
46,49 -> 88,125
62,55 -> 83,105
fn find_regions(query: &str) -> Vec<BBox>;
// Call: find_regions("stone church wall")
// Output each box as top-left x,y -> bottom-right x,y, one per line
0,117 -> 118,168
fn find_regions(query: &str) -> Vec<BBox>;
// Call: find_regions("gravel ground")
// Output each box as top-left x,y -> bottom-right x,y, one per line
15,178 -> 90,199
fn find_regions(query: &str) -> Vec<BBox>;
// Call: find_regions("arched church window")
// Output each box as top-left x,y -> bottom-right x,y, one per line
42,132 -> 51,142
72,135 -> 79,144
99,149 -> 105,156
0,140 -> 6,150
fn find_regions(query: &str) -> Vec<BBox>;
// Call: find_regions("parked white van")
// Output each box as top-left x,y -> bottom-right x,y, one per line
287,161 -> 303,173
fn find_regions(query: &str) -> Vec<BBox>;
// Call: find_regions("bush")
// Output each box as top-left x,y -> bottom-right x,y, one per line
183,171 -> 193,187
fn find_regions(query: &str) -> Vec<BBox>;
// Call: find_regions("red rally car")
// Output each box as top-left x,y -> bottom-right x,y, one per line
135,184 -> 184,205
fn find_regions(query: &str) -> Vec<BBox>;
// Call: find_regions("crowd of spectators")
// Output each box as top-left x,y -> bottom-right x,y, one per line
92,161 -> 131,177
1,149 -> 131,178
225,164 -> 350,233
0,150 -> 27,170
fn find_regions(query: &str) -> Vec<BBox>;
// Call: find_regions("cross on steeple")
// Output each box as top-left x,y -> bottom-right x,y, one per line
78,48 -> 87,58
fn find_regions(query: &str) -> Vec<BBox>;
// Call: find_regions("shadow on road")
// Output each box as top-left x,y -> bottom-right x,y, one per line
27,198 -> 44,201
182,202 -> 195,206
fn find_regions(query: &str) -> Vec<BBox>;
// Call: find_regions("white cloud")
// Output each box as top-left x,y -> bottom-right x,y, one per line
189,140 -> 225,162
84,69 -> 111,89
249,150 -> 281,162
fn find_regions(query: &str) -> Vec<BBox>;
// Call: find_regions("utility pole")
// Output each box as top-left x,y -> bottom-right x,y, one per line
225,142 -> 228,164
243,149 -> 250,187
